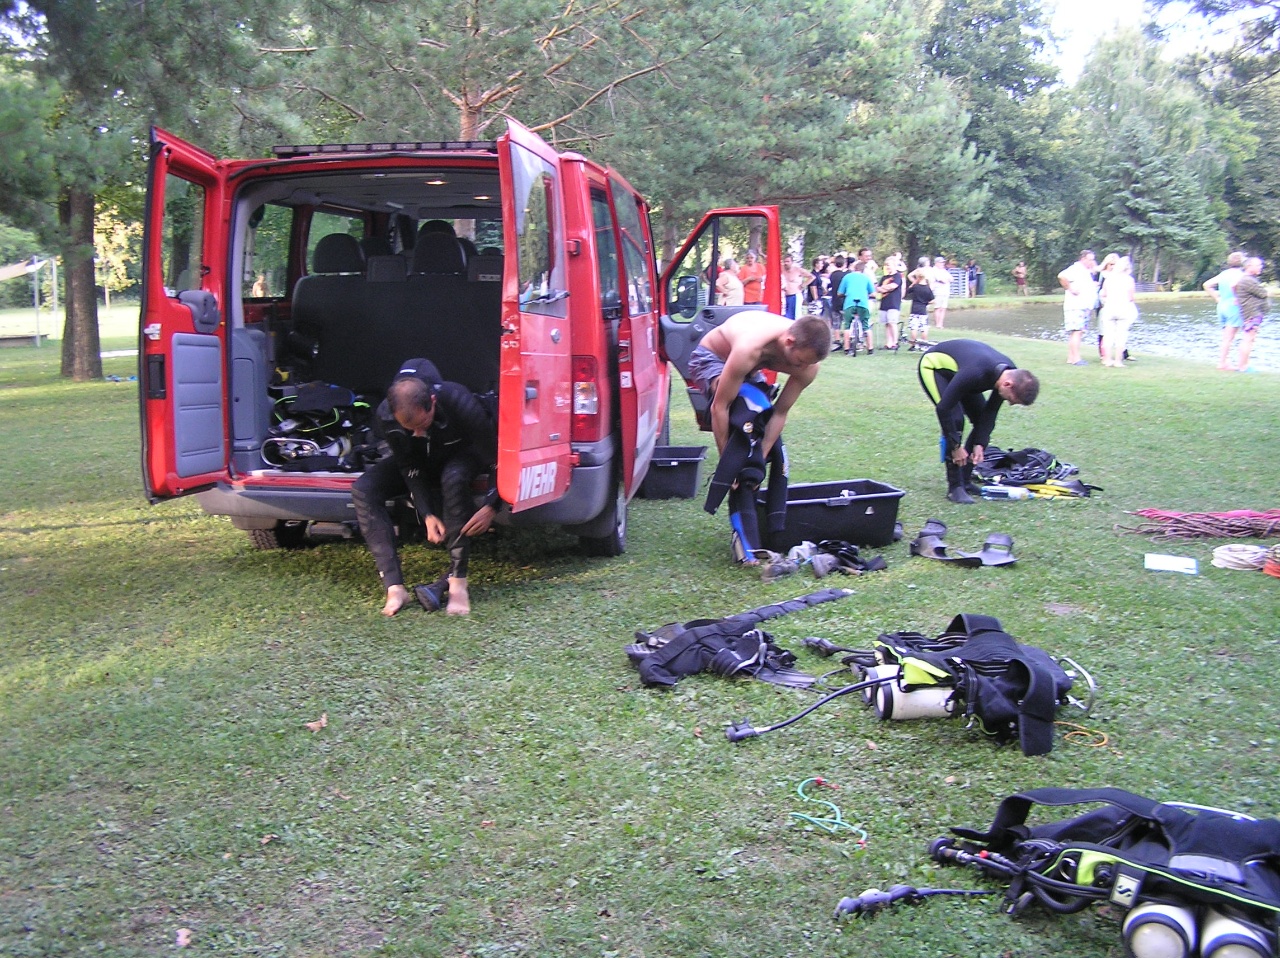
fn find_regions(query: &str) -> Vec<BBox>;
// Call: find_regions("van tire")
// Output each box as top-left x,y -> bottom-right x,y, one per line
579,482 -> 627,557
247,521 -> 309,550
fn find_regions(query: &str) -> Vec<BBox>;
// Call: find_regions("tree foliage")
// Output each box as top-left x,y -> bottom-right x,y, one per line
0,0 -> 1269,356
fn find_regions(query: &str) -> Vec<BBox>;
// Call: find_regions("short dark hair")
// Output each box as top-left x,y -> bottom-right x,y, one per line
1007,369 -> 1039,405
833,255 -> 846,267
1080,249 -> 1095,261
387,376 -> 435,417
791,314 -> 832,360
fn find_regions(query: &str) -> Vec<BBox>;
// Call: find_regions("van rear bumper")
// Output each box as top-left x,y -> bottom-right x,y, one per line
196,437 -> 616,531
196,485 -> 358,528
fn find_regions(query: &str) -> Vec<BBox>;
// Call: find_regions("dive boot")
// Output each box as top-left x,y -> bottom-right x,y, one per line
413,577 -> 450,612
962,463 -> 983,496
946,462 -> 974,504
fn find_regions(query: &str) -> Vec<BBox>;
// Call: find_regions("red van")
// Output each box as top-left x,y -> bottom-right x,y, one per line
139,119 -> 781,555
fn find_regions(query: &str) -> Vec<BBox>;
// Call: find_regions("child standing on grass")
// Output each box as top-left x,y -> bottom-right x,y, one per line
1232,257 -> 1268,373
905,260 -> 935,351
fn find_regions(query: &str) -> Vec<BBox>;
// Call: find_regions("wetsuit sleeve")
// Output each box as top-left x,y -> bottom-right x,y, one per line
440,383 -> 502,508
969,394 -> 1005,451
934,368 -> 986,453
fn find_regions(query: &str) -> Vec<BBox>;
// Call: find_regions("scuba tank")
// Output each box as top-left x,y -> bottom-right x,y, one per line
981,485 -> 1032,500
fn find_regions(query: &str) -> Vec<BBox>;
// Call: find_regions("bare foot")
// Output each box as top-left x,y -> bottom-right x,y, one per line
382,584 -> 411,616
446,577 -> 471,615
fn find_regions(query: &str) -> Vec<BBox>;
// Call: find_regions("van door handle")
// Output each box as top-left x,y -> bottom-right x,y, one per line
525,386 -> 538,400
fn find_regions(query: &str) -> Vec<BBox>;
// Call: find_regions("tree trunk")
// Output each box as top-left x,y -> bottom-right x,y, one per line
58,189 -> 102,381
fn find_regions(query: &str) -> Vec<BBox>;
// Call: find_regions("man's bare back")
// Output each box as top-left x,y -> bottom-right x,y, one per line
700,313 -> 815,378
700,312 -> 828,455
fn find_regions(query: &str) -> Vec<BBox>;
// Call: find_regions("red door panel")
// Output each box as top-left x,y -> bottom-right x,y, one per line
140,128 -> 231,501
496,120 -> 574,512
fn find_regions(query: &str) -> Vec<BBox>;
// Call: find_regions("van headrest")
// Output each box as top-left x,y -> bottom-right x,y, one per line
312,233 -> 365,273
412,231 -> 465,274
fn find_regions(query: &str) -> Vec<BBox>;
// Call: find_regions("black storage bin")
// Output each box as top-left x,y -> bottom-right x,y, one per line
638,446 -> 708,499
758,479 -> 905,550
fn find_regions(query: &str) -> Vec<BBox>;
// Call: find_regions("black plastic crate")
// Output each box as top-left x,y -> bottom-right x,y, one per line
758,479 -> 905,550
638,446 -> 708,499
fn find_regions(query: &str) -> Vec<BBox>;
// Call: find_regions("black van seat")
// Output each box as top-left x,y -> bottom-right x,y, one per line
467,254 -> 502,283
366,255 -> 407,283
412,231 -> 465,274
312,273 -> 502,396
292,234 -> 367,340
312,234 -> 364,273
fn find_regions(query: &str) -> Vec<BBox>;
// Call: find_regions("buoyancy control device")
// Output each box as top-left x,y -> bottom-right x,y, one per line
726,614 -> 1095,756
928,788 -> 1280,958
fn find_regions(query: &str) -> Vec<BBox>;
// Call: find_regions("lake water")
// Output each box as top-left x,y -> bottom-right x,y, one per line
945,297 -> 1279,372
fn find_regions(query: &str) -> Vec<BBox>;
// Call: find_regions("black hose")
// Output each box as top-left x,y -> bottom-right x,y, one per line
726,676 -> 888,742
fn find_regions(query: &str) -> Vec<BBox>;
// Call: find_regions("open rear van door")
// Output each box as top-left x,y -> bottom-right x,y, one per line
495,120 -> 574,512
657,207 -> 781,425
139,128 -> 231,501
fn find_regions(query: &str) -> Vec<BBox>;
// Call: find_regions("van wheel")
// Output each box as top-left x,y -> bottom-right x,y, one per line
579,483 -> 627,557
247,521 -> 309,550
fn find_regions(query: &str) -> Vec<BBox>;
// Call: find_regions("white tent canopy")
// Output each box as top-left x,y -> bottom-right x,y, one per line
0,258 -> 46,283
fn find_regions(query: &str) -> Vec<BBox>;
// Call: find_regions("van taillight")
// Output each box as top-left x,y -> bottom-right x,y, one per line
572,355 -> 603,441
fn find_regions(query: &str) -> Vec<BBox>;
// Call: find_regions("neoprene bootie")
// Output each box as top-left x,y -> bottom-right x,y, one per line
946,462 -> 974,504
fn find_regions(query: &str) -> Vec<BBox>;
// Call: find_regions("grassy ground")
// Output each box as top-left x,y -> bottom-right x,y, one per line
1,332 -> 1276,957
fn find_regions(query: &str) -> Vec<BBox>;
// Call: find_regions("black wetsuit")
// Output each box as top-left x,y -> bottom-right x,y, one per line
917,339 -> 1015,457
351,367 -> 498,588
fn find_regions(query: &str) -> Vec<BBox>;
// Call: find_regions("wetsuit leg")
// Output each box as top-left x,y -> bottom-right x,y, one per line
919,364 -> 973,502
439,452 -> 484,579
729,483 -> 763,559
352,458 -> 411,588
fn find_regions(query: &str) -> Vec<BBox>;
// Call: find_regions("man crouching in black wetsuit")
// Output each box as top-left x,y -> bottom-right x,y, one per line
351,359 -> 502,615
917,339 -> 1040,504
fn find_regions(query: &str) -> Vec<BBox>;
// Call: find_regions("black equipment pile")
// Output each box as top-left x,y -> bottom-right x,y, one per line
724,614 -> 1094,756
923,788 -> 1280,958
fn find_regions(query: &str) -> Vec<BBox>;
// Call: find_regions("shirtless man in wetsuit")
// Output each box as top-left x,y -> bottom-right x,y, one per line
690,312 -> 830,457
687,312 -> 831,561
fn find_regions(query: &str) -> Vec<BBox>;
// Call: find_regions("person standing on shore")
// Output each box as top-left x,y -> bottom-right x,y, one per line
1058,250 -> 1098,365
1204,251 -> 1246,370
1232,256 -> 1268,372
739,249 -> 767,306
1012,262 -> 1027,296
929,256 -> 952,328
1098,256 -> 1138,368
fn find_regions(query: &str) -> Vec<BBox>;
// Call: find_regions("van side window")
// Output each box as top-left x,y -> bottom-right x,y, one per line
511,147 -> 567,317
590,189 -> 621,319
161,173 -> 205,294
611,183 -> 654,315
242,203 -> 292,299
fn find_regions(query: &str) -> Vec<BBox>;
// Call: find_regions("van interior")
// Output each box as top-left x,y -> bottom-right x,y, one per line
212,159 -> 506,479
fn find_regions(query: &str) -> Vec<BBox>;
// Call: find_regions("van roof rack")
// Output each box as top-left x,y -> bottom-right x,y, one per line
272,141 -> 498,158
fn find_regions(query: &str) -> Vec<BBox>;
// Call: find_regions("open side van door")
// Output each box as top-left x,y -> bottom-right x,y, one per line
496,120 -> 573,512
657,207 -> 781,428
140,128 -> 230,501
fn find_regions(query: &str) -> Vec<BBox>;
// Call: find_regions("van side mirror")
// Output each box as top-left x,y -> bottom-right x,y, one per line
676,275 -> 700,318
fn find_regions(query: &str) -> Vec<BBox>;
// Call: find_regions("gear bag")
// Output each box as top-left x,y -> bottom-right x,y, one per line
973,447 -> 1077,487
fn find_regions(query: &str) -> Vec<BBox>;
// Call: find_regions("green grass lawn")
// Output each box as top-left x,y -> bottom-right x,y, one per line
1,332 -> 1276,957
